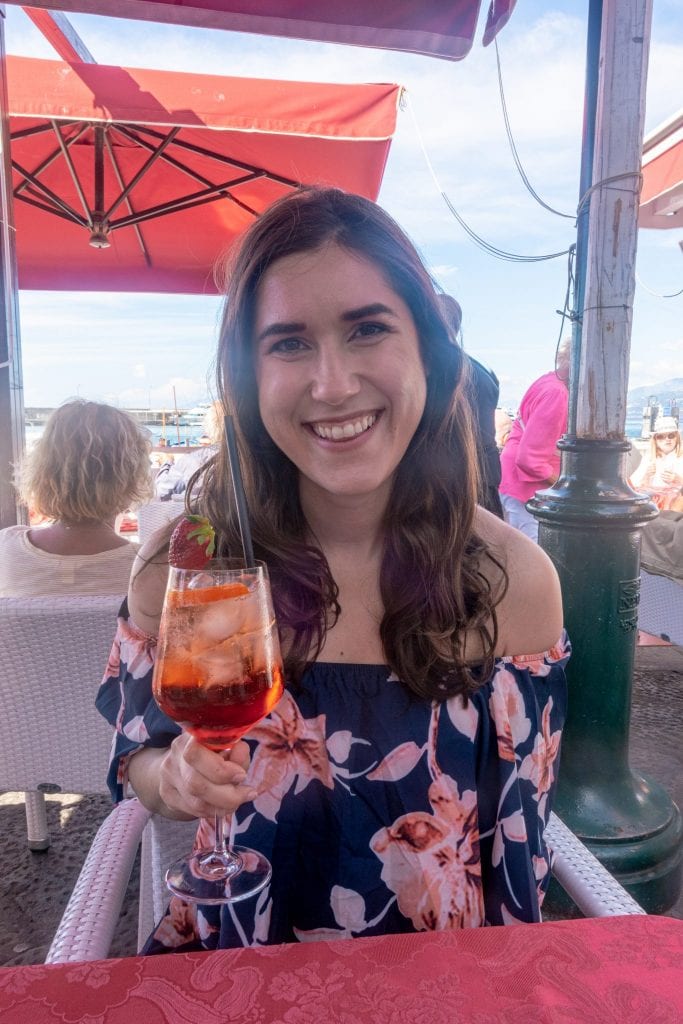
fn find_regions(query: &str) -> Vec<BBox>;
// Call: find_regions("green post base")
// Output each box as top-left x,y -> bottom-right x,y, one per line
529,436 -> 683,913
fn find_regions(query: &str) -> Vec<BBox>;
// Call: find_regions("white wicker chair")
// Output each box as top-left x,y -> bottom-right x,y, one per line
0,595 -> 121,850
45,803 -> 644,963
638,569 -> 683,645
136,500 -> 181,546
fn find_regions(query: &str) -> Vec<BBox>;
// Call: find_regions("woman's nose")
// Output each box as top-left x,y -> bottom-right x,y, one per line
309,348 -> 361,406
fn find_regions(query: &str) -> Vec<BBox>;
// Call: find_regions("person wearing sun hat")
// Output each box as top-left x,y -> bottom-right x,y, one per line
631,414 -> 683,511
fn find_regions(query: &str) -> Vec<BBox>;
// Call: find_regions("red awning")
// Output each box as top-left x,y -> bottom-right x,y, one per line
639,109 -> 683,230
6,1 -> 517,62
7,56 -> 399,292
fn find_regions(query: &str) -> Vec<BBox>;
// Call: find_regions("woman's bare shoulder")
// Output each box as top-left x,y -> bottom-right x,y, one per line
475,507 -> 564,657
128,533 -> 170,637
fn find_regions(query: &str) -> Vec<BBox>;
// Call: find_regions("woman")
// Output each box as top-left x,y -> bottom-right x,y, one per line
0,400 -> 152,597
631,416 -> 683,511
97,188 -> 568,951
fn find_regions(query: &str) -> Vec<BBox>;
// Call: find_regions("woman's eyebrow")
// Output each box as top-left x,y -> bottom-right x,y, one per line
341,302 -> 397,322
256,303 -> 398,343
256,320 -> 306,343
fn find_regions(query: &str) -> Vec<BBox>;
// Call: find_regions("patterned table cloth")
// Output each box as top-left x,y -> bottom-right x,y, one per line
1,914 -> 682,1023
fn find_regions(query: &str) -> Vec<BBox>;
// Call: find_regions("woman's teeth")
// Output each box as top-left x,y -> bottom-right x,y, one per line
312,414 -> 377,441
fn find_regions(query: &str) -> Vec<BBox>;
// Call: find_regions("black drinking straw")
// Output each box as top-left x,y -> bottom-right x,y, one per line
224,414 -> 255,567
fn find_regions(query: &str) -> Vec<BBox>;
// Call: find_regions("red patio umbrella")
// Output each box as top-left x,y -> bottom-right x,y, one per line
639,108 -> 683,230
9,1 -> 517,62
6,55 -> 400,293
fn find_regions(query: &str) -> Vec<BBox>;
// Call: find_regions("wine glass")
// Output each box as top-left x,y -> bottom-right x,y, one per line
152,559 -> 284,904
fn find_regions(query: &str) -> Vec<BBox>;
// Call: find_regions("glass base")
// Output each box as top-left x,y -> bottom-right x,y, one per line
165,844 -> 272,905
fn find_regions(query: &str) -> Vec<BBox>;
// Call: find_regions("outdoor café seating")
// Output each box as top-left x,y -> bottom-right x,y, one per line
0,594 -> 121,849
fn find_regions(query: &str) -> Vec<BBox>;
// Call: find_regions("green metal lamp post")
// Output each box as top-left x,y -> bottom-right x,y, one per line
529,0 -> 681,911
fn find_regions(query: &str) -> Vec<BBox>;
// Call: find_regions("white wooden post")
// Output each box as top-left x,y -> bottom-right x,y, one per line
576,0 -> 653,438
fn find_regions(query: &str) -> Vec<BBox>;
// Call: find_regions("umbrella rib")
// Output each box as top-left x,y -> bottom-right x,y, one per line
109,175 -> 265,230
103,126 -> 180,222
51,120 -> 94,227
11,119 -> 81,142
112,124 -> 217,189
124,122 -> 300,188
14,190 -> 89,225
103,132 -> 152,267
11,158 -> 89,226
13,123 -> 90,199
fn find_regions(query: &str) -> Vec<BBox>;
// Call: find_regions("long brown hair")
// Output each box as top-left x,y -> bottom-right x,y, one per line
191,187 -> 506,700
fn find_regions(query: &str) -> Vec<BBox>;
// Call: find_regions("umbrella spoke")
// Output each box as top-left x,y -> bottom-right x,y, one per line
104,132 -> 152,266
14,124 -> 90,198
51,120 -> 94,227
123,122 -> 300,188
110,174 -> 267,229
103,126 -> 180,222
13,191 -> 89,226
11,158 -> 90,226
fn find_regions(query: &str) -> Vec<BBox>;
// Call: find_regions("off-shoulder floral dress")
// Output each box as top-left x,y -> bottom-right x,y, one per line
96,601 -> 569,953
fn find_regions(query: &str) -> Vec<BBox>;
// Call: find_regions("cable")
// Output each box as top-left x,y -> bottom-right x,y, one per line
405,93 -> 572,263
494,40 -> 574,220
635,270 -> 683,299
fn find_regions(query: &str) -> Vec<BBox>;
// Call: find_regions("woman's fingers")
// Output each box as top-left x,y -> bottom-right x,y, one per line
158,734 -> 257,819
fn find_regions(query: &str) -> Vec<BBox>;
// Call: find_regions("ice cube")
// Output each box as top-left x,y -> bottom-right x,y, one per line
193,596 -> 247,647
196,637 -> 244,687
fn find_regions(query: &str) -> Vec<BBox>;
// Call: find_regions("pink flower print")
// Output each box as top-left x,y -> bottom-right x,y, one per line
519,698 -> 562,818
153,897 -> 200,948
103,636 -> 121,681
511,635 -> 568,677
117,617 -> 156,680
370,773 -> 484,930
492,809 -> 528,868
246,691 -> 334,822
489,667 -> 532,762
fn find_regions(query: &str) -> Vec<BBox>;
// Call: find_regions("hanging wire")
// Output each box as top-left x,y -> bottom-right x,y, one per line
405,94 -> 572,263
494,39 -> 574,220
635,270 -> 683,299
555,245 -> 577,351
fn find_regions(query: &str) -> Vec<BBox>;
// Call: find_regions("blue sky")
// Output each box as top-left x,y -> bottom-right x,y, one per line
6,1 -> 682,412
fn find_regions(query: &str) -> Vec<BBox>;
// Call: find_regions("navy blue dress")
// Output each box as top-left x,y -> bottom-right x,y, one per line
96,605 -> 569,952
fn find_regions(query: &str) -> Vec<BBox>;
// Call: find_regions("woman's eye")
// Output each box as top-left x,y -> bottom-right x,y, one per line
353,322 -> 388,341
270,337 -> 306,355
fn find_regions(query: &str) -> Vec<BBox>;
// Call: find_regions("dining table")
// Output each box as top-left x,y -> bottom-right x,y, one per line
1,914 -> 681,1023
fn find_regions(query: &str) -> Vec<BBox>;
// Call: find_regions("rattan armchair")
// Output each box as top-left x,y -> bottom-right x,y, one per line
0,595 -> 121,849
45,802 -> 644,963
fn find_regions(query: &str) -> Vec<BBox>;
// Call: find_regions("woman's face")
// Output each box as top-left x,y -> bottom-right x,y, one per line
253,242 -> 427,508
655,430 -> 679,456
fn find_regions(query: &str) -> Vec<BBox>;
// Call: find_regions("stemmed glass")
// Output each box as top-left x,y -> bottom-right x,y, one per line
152,559 -> 284,904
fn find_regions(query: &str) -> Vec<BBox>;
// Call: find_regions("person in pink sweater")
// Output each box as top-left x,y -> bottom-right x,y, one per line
499,340 -> 570,541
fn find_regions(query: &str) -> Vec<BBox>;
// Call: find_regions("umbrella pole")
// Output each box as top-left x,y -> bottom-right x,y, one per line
0,10 -> 25,529
530,0 -> 682,912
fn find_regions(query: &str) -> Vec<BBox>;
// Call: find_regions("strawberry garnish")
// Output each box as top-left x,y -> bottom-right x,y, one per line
169,515 -> 216,569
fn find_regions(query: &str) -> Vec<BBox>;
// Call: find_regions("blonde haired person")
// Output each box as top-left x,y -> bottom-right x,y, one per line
0,399 -> 153,597
631,416 -> 683,511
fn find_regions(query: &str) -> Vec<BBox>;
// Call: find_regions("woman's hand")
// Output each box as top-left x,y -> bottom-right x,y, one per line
660,468 -> 683,487
157,735 -> 256,820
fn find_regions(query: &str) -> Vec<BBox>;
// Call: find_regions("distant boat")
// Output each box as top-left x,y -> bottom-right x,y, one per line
182,403 -> 211,426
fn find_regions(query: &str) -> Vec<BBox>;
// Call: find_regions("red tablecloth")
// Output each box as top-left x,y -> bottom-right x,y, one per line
1,915 -> 682,1023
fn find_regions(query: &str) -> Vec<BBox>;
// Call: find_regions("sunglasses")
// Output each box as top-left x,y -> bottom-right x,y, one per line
655,432 -> 678,440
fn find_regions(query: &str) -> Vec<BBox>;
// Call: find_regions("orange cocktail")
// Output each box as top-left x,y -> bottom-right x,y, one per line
152,560 -> 284,904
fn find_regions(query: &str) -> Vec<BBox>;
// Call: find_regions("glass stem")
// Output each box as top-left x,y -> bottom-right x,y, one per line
213,812 -> 229,858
